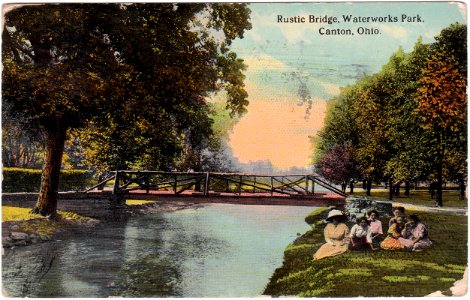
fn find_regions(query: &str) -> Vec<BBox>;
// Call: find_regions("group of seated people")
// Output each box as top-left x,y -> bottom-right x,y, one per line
313,207 -> 433,260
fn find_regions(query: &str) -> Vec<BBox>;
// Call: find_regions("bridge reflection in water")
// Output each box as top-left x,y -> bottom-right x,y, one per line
86,171 -> 347,207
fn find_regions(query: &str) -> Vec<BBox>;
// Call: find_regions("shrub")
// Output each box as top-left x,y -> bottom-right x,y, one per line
2,167 -> 93,192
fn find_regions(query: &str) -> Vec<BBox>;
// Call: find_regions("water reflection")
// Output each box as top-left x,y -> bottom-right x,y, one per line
4,204 -> 315,297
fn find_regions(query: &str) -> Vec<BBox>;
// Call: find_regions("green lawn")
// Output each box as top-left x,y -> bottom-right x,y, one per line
2,206 -> 94,238
126,199 -> 156,206
264,207 -> 467,297
351,189 -> 467,207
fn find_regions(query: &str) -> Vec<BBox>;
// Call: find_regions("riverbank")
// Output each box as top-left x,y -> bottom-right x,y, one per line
2,200 -> 196,249
264,207 -> 468,297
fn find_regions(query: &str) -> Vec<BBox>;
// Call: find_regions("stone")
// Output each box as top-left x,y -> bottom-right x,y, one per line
10,225 -> 20,231
13,240 -> 28,246
2,237 -> 14,248
87,219 -> 100,226
10,232 -> 29,241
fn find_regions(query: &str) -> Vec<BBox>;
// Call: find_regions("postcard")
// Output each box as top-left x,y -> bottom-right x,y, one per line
1,1 -> 467,298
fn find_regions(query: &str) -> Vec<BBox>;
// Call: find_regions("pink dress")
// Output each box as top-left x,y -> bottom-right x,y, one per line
398,223 -> 432,251
369,220 -> 383,235
367,220 -> 383,245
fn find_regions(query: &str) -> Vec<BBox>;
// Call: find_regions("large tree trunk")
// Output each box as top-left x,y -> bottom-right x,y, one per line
404,180 -> 410,196
394,181 -> 401,197
32,120 -> 67,216
459,174 -> 465,200
366,178 -> 372,196
436,163 -> 443,207
435,130 -> 445,207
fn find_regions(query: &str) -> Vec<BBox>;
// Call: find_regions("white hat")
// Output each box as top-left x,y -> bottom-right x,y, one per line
326,209 -> 345,221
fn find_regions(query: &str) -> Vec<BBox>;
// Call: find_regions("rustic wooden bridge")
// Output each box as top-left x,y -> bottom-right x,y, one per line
86,171 -> 348,207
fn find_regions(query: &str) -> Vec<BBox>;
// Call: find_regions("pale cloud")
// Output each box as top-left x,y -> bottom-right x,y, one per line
378,24 -> 409,40
243,54 -> 289,71
246,30 -> 263,42
320,83 -> 341,96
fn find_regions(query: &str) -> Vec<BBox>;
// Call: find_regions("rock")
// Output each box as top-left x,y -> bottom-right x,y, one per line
87,219 -> 100,226
10,225 -> 20,231
10,232 -> 29,241
40,236 -> 51,241
30,235 -> 41,244
29,233 -> 39,239
13,240 -> 28,246
2,237 -> 14,248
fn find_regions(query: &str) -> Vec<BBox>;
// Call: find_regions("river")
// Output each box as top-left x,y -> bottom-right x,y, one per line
2,203 -> 316,297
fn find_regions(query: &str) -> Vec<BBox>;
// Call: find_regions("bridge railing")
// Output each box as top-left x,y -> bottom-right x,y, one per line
85,171 -> 348,204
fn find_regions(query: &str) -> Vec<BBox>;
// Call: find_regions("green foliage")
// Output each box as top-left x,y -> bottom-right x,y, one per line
2,167 -> 92,192
304,207 -> 330,225
2,4 -> 251,214
2,107 -> 45,168
313,23 -> 467,192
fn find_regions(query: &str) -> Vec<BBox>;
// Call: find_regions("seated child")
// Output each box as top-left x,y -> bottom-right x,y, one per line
381,216 -> 405,250
349,216 -> 371,250
367,210 -> 383,250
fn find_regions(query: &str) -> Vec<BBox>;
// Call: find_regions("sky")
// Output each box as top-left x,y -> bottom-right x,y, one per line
227,1 -> 466,170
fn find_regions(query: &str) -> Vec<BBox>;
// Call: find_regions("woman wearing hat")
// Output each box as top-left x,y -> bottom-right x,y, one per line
314,209 -> 350,260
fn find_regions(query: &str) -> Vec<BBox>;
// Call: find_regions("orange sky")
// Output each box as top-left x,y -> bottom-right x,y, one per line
228,99 -> 327,169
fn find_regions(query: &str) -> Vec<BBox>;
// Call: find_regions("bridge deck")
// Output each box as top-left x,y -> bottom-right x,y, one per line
124,190 -> 345,207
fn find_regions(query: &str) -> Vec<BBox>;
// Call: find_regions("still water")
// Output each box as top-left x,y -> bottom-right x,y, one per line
5,203 -> 316,297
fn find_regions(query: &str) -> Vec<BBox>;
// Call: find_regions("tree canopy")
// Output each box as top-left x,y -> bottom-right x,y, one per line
2,3 -> 252,215
313,23 -> 467,205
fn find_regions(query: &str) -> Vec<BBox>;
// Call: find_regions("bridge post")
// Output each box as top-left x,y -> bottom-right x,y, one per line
253,176 -> 257,193
309,175 -> 315,195
204,172 -> 210,196
145,173 -> 150,194
271,177 -> 274,196
305,177 -> 310,195
173,174 -> 177,194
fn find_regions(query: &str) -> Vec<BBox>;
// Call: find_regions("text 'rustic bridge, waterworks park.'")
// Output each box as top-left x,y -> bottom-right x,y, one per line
86,171 -> 348,207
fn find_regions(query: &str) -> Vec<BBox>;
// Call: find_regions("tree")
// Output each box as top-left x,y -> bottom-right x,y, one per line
417,50 -> 467,206
315,143 -> 356,192
2,106 -> 44,168
2,3 -> 251,216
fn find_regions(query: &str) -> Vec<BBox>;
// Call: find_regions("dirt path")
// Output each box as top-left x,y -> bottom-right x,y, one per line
392,201 -> 467,215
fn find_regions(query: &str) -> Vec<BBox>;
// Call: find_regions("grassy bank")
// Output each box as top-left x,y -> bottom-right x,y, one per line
351,189 -> 467,207
2,206 -> 95,238
264,207 -> 467,297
